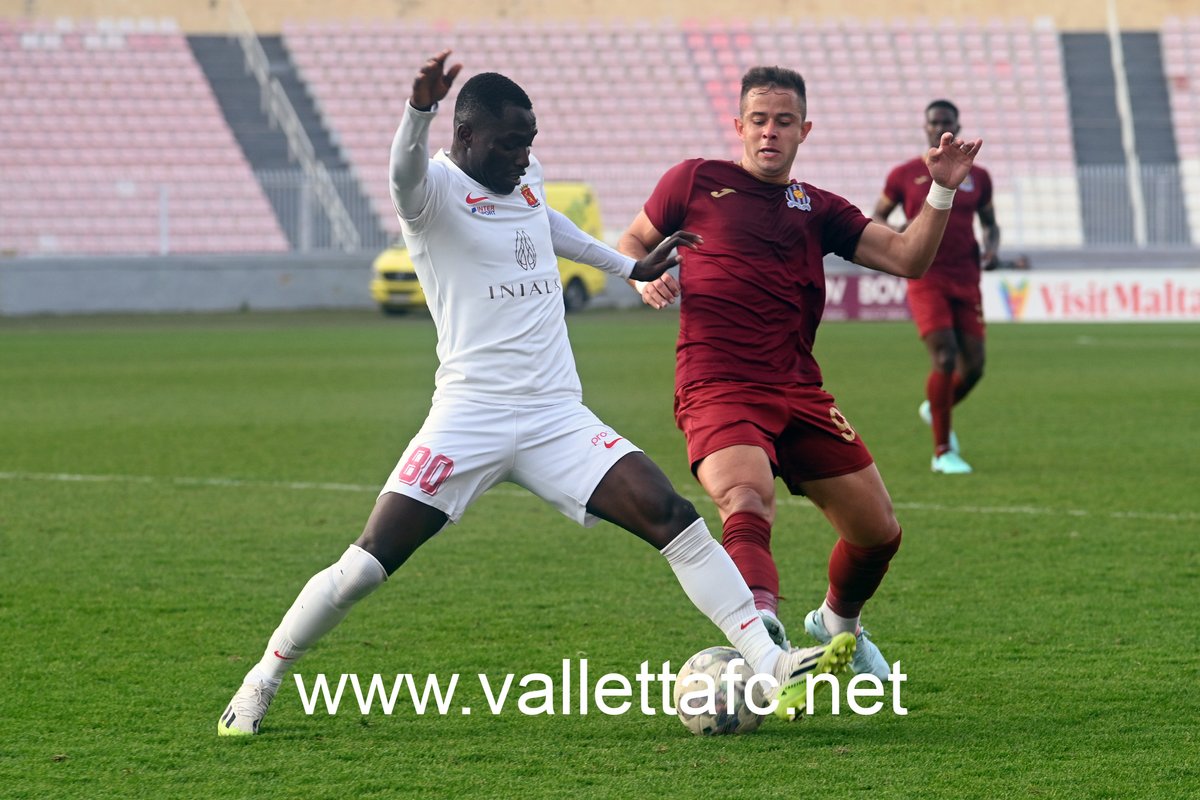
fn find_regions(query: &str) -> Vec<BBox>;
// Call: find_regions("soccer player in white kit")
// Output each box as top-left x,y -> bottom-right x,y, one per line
217,51 -> 855,736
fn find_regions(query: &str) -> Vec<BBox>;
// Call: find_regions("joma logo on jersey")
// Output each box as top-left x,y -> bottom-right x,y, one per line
487,278 -> 562,300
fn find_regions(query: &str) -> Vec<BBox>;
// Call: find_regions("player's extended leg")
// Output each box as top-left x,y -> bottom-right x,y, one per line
218,493 -> 447,736
693,445 -> 783,627
585,452 -> 854,714
923,329 -> 971,473
799,464 -> 901,679
953,333 -> 985,406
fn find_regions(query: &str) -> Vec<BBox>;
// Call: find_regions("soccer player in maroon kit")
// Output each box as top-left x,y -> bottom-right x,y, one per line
874,100 -> 1000,475
619,67 -> 982,677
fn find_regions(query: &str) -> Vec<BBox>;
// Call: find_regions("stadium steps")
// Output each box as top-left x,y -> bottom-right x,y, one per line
187,34 -> 324,248
261,35 -> 388,250
1061,32 -> 1135,244
188,35 -> 386,251
1120,32 -> 1190,244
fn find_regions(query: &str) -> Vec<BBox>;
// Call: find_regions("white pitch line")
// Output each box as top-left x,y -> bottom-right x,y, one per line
2,471 -> 1197,525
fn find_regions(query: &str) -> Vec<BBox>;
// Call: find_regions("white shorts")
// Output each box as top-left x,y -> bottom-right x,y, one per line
379,398 -> 643,526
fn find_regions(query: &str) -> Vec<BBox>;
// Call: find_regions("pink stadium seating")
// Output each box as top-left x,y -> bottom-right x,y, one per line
1159,16 -> 1200,242
1161,17 -> 1200,160
283,16 -> 1081,245
283,18 -> 719,238
0,18 -> 288,255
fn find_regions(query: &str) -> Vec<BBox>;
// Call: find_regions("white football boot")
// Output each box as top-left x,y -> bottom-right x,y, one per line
218,678 -> 280,736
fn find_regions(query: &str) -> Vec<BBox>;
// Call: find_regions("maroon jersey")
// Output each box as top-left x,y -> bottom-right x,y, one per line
644,159 -> 869,388
883,157 -> 992,286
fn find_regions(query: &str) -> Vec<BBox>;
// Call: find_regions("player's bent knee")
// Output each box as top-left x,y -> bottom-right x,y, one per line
635,490 -> 697,531
714,485 -> 773,521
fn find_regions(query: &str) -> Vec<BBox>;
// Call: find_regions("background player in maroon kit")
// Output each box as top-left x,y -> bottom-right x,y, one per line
874,100 -> 1001,475
618,67 -> 982,676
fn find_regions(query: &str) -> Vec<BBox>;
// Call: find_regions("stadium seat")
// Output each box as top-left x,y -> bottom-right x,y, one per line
0,17 -> 287,255
277,17 -> 1085,245
1159,16 -> 1200,242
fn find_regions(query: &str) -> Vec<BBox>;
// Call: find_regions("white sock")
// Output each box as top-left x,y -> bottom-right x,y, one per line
818,599 -> 860,637
661,518 -> 783,676
247,545 -> 387,684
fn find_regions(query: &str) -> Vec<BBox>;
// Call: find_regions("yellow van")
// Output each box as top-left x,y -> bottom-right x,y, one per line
371,181 -> 609,314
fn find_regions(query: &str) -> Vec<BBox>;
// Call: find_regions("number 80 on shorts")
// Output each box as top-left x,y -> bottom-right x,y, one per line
397,446 -> 455,495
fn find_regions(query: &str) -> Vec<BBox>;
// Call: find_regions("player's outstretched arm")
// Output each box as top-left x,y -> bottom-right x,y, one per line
618,210 -> 683,309
871,194 -> 898,226
409,49 -> 462,112
629,230 -> 701,283
979,203 -> 1001,269
390,50 -> 462,216
853,132 -> 982,278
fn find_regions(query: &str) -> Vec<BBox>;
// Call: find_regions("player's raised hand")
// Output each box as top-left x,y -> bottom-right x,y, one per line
924,131 -> 983,190
629,230 -> 702,283
411,50 -> 462,111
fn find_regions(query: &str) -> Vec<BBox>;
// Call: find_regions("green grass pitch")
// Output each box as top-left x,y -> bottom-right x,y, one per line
1,309 -> 1197,799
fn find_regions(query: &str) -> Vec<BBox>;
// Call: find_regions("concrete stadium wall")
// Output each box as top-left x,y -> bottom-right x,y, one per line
0,0 -> 1189,33
0,254 -> 375,316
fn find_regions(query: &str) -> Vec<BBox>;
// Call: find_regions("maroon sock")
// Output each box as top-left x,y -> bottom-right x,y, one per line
721,511 -> 778,613
927,370 -> 955,455
825,530 -> 902,618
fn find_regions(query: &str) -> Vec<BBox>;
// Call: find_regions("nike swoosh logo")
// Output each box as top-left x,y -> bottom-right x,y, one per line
465,193 -> 489,204
603,438 -> 624,449
273,650 -> 295,661
710,188 -> 737,198
740,617 -> 758,630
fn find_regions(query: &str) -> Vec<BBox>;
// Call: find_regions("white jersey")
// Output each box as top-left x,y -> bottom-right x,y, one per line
390,103 -> 634,406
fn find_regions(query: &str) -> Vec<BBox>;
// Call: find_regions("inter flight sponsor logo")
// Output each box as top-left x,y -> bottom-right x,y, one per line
466,192 -> 496,216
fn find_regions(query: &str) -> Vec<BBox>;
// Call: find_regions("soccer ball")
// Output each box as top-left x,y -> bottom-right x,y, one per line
673,646 -> 766,736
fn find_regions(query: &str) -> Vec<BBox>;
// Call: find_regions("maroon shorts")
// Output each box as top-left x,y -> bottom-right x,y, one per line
673,380 -> 875,495
906,279 -> 986,339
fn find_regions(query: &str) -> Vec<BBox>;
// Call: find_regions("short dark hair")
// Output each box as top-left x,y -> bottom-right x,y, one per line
454,72 -> 532,128
925,99 -> 960,119
739,66 -> 807,116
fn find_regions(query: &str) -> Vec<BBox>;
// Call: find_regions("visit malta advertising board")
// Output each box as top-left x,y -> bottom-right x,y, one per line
981,270 -> 1200,322
820,270 -> 1200,322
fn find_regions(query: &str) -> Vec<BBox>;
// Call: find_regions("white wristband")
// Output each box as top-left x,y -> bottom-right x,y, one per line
634,280 -> 648,294
926,182 -> 956,210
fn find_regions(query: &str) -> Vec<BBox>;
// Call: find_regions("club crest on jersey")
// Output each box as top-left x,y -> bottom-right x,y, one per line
515,229 -> 537,271
520,184 -> 541,208
960,174 -> 975,192
785,183 -> 811,211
